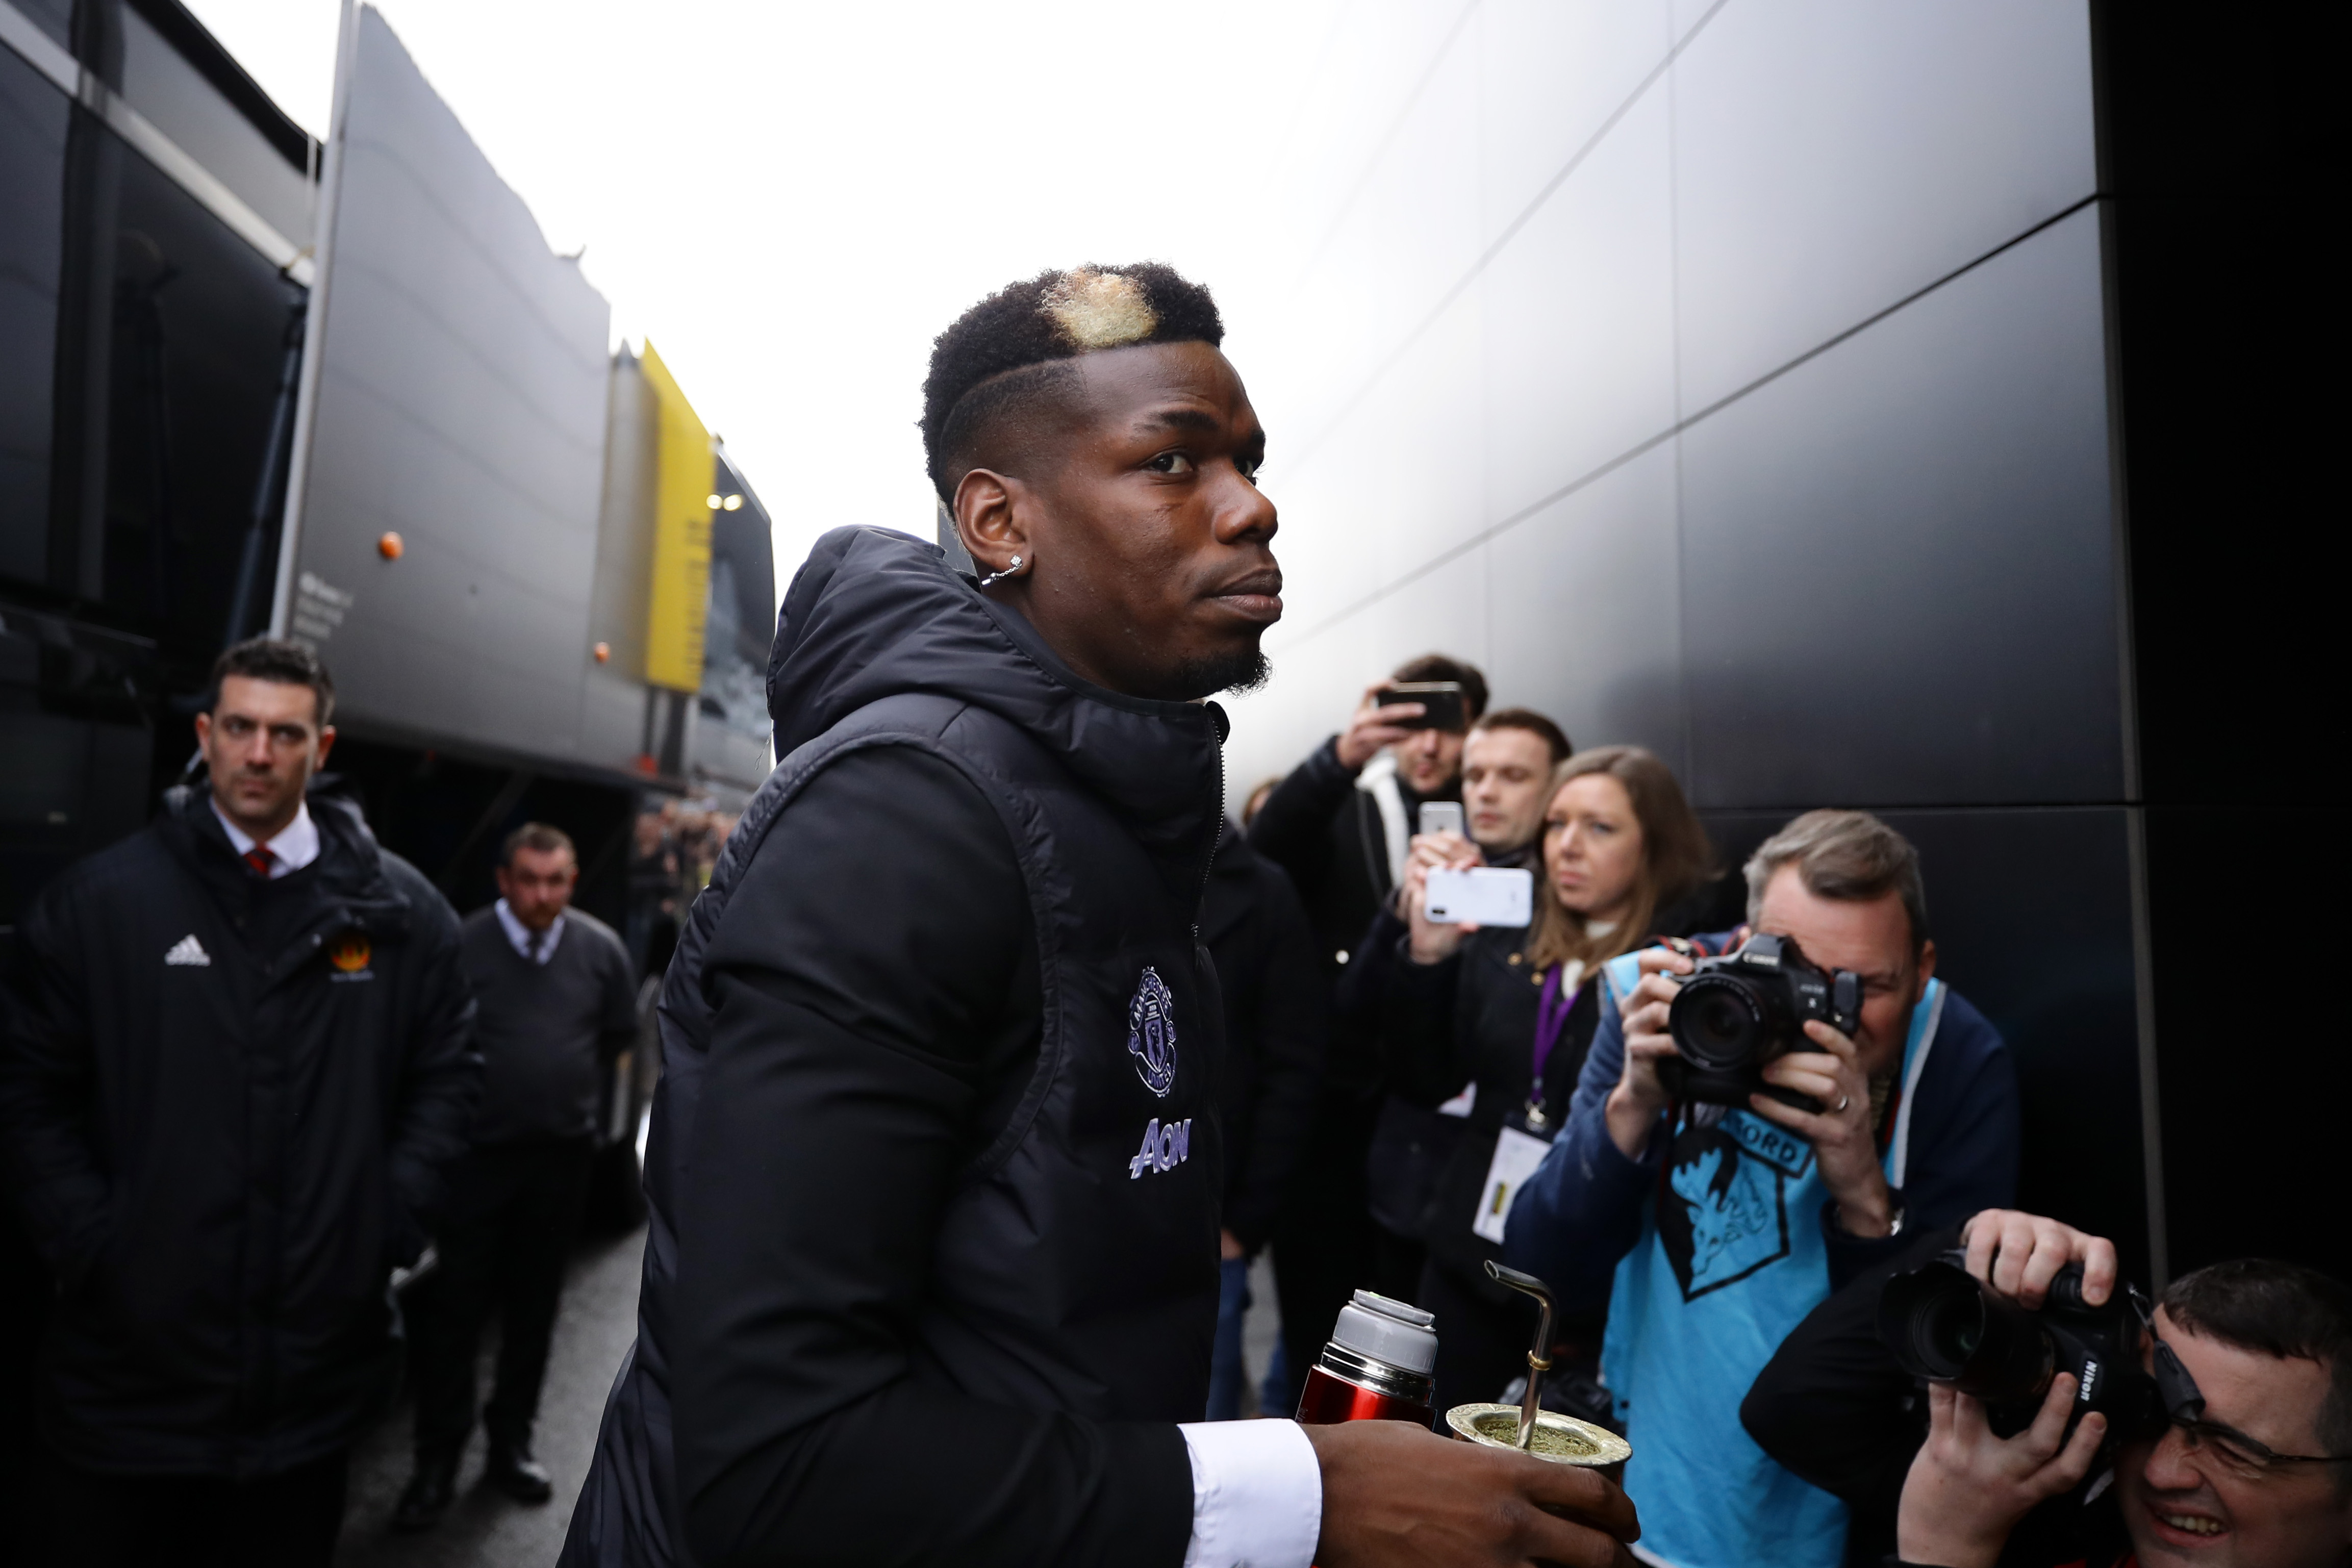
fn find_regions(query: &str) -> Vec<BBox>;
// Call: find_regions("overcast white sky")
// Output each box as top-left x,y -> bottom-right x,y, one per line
184,0 -> 1348,590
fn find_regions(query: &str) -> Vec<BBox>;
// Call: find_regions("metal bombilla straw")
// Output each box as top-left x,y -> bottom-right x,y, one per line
1484,1261 -> 1556,1451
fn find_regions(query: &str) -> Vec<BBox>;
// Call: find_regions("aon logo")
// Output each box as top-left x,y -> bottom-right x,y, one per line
1128,1118 -> 1193,1180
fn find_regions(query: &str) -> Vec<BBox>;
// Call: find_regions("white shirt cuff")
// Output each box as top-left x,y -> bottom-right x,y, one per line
1178,1419 -> 1322,1568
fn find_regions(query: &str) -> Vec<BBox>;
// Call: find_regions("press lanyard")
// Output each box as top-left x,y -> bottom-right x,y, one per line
1525,962 -> 1581,1130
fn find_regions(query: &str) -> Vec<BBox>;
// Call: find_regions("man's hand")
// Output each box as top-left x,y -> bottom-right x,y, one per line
1335,682 -> 1422,771
1219,1227 -> 1246,1262
1305,1419 -> 1640,1568
1402,831 -> 1484,965
1604,947 -> 1691,1159
1960,1209 -> 2116,1308
1748,1018 -> 1891,1236
1895,1377 -> 2107,1568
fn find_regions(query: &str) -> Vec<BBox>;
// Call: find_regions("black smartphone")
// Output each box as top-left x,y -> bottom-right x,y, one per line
1378,681 -> 1467,733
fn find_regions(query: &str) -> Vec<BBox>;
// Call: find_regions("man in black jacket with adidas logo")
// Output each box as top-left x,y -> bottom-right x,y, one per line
0,638 -> 479,1567
563,265 -> 1639,1568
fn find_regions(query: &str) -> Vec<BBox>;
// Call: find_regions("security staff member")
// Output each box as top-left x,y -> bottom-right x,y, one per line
395,824 -> 636,1530
0,637 -> 478,1567
564,265 -> 1638,1568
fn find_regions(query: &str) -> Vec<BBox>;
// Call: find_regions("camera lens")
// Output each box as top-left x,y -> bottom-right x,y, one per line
1880,1261 -> 2056,1405
1669,976 -> 1763,1069
1920,1293 -> 1984,1371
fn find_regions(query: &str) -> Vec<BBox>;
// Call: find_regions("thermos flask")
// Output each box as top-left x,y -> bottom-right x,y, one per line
1294,1289 -> 1438,1428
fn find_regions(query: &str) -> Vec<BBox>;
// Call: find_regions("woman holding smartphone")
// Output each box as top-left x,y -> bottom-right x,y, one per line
1380,746 -> 1719,1408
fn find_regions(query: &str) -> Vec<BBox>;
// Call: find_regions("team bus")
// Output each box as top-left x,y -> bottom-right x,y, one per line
0,0 -> 773,1249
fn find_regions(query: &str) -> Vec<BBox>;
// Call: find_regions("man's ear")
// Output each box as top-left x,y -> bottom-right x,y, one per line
314,725 -> 336,768
953,468 -> 1031,581
194,711 -> 213,747
1914,938 -> 1938,997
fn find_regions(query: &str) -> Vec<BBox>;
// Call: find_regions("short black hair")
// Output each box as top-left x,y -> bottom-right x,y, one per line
2164,1258 -> 2352,1480
1475,706 -> 1572,764
500,822 -> 576,869
208,637 -> 335,727
1390,652 -> 1488,723
921,263 -> 1225,504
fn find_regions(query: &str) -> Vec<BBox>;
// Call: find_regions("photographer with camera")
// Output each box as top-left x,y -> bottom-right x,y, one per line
1502,810 -> 2020,1568
1377,746 -> 1713,1409
1748,1208 -> 2352,1567
1896,1250 -> 2352,1567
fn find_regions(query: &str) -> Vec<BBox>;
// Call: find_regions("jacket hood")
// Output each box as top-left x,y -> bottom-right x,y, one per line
767,526 -> 1228,898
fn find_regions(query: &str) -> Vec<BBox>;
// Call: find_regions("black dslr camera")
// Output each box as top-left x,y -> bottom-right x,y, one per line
1878,1251 -> 2179,1440
1661,933 -> 1861,1112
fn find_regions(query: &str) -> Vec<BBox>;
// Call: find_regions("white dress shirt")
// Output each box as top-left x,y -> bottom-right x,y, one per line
494,898 -> 566,963
210,797 -> 320,877
1178,1419 -> 1323,1568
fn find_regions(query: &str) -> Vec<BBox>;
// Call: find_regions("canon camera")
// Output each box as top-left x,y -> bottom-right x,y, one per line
1878,1251 -> 2177,1440
1661,933 -> 1861,1112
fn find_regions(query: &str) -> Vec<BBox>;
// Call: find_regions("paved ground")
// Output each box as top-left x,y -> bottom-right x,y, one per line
335,1231 -> 1288,1566
336,1226 -> 644,1568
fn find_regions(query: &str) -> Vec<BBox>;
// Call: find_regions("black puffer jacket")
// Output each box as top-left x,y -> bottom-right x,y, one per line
0,786 -> 477,1477
565,526 -> 1229,1568
1381,927 -> 1601,1298
1199,825 -> 1325,1253
1247,737 -> 1450,999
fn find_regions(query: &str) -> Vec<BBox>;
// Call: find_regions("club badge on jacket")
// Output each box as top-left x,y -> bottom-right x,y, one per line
326,931 -> 373,981
1126,966 -> 1177,1097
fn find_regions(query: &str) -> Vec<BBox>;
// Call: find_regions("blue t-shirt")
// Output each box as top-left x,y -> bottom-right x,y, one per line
1504,944 -> 2018,1568
1601,959 -> 1945,1566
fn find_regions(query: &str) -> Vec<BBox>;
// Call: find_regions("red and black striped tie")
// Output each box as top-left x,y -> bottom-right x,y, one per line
243,845 -> 274,879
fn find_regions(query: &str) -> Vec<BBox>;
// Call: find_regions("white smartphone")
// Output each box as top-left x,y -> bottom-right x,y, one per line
1418,801 -> 1465,839
1424,866 -> 1534,927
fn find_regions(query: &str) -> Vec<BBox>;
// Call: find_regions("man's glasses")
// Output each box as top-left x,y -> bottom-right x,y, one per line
2166,1415 -> 2352,1481
2133,1288 -> 2352,1481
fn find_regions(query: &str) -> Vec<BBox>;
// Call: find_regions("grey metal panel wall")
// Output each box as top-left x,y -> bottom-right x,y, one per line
118,7 -> 311,248
579,349 -> 656,773
287,6 -> 610,765
1668,0 -> 2096,416
1223,0 -> 2145,1267
1678,207 -> 2121,810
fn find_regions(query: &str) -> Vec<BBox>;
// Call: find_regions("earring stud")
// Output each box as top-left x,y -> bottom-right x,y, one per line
979,553 -> 1025,588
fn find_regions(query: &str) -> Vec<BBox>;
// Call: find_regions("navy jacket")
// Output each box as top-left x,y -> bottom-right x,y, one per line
0,787 -> 476,1477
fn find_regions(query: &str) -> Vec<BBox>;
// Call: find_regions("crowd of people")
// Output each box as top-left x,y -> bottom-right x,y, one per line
1,259 -> 2345,1568
1205,645 -> 2352,1566
624,797 -> 736,979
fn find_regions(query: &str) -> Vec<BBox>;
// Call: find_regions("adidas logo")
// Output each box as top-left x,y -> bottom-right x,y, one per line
164,935 -> 211,967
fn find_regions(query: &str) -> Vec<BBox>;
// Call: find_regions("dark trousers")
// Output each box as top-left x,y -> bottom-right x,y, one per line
409,1137 -> 594,1461
42,1448 -> 348,1568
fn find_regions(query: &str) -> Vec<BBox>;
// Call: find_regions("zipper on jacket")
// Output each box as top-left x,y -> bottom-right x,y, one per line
1191,747 -> 1225,945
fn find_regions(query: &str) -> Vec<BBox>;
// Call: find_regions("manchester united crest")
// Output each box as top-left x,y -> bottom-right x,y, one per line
326,932 -> 373,976
1126,966 -> 1178,1098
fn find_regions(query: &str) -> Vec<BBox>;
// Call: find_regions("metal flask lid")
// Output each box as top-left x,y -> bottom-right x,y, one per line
1333,1289 -> 1439,1376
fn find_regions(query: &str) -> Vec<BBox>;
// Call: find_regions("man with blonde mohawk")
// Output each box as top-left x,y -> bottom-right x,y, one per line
563,264 -> 1641,1568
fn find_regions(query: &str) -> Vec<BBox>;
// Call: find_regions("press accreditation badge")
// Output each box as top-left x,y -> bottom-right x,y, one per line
1472,1125 -> 1553,1244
